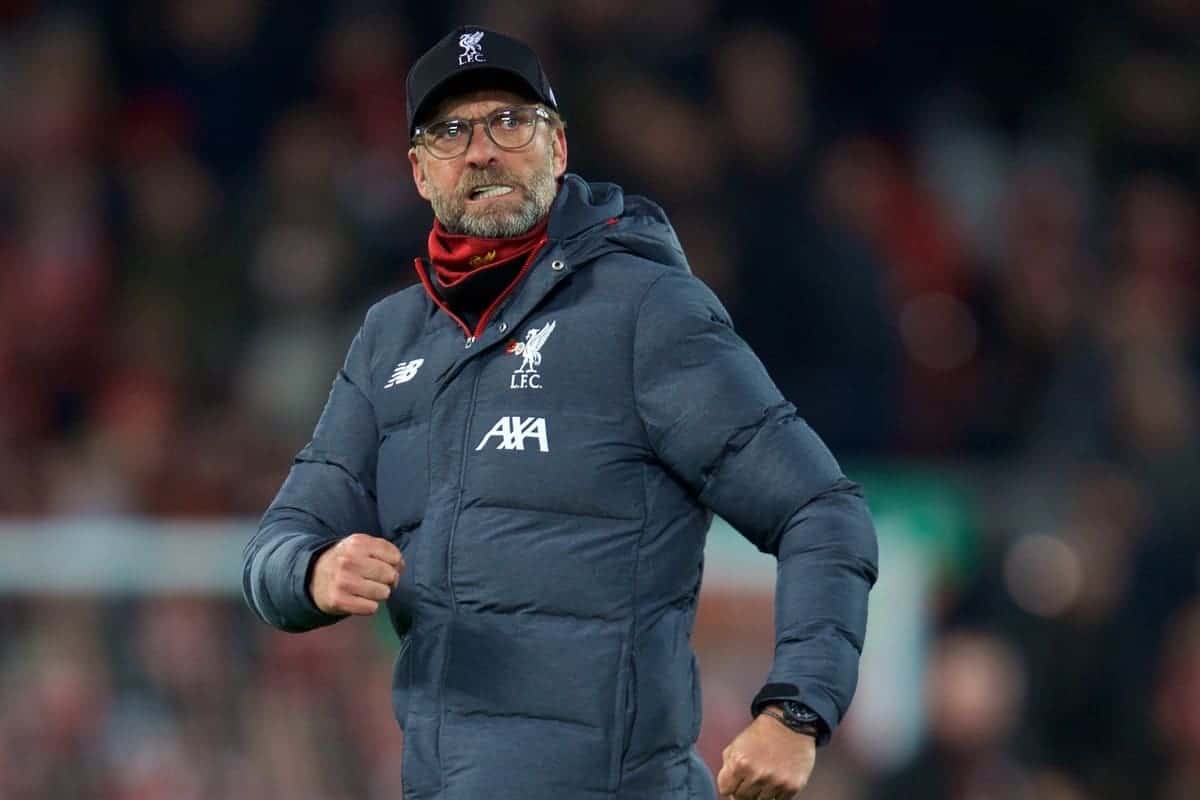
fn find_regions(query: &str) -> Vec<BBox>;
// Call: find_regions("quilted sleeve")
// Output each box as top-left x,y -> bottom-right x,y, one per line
632,270 -> 879,741
242,323 -> 382,633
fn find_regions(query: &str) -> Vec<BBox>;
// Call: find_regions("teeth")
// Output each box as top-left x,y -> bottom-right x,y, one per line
472,185 -> 513,199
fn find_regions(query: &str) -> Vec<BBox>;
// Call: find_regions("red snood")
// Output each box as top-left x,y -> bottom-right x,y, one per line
417,217 -> 549,335
427,218 -> 548,290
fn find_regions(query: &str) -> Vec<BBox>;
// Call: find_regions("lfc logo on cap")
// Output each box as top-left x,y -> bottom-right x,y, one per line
458,31 -> 485,66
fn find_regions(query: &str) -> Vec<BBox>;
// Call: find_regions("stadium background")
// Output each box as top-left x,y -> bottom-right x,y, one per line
1,1 -> 1199,798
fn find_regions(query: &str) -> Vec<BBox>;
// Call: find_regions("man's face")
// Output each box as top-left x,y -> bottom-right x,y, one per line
409,89 -> 568,238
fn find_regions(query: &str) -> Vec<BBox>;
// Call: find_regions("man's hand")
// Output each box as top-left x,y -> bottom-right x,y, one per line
309,533 -> 405,616
716,707 -> 817,799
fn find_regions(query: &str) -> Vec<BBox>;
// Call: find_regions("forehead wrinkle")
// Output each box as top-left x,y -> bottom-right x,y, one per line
431,89 -> 531,121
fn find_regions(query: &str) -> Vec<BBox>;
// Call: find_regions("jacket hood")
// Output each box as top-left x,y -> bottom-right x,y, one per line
548,174 -> 691,274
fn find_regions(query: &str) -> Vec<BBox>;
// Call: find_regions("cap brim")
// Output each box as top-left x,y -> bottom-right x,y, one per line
411,65 -> 549,134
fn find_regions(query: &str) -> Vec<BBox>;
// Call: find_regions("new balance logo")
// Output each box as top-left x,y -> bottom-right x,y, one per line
385,359 -> 424,388
474,416 -> 549,452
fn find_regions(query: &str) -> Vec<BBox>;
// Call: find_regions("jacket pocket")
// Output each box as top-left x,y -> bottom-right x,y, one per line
376,419 -> 429,536
624,609 -> 695,766
624,653 -> 639,758
390,634 -> 412,728
612,644 -> 638,789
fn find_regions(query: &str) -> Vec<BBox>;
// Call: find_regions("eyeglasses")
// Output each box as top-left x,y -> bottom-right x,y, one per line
413,105 -> 552,159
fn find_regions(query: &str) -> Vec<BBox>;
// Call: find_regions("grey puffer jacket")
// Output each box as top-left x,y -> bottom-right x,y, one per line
242,174 -> 878,800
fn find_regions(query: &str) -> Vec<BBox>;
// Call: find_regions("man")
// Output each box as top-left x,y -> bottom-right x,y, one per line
242,25 -> 878,800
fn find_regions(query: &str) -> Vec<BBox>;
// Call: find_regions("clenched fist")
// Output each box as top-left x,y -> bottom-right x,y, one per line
309,532 -> 405,616
717,709 -> 817,799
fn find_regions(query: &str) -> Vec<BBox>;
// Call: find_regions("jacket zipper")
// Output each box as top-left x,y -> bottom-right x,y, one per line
443,362 -> 484,610
434,360 -> 483,792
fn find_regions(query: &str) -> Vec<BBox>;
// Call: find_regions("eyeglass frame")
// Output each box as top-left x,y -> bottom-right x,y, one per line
412,105 -> 554,160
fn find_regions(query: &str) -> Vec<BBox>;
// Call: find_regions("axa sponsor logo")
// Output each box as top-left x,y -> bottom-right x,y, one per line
384,358 -> 424,388
505,319 -> 555,390
474,416 -> 549,452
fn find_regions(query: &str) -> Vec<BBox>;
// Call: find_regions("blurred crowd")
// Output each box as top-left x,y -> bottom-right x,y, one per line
1,0 -> 1199,798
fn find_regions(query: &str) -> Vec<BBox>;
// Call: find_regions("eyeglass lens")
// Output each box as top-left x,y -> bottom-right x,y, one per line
422,107 -> 542,158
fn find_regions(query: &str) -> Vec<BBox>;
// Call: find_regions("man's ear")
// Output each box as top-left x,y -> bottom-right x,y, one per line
552,128 -> 568,179
409,148 -> 431,200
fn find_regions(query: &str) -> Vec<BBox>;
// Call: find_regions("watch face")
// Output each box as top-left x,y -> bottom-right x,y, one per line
783,701 -> 820,723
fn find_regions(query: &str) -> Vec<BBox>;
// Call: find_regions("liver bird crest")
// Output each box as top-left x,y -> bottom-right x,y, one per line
511,320 -> 556,374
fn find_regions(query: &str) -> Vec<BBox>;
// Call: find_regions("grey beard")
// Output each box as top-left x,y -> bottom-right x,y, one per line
431,161 -> 558,238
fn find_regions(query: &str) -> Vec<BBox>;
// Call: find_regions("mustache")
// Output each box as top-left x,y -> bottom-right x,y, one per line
457,168 -> 524,197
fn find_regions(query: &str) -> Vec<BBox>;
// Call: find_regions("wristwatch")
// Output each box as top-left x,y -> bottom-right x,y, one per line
757,700 -> 823,740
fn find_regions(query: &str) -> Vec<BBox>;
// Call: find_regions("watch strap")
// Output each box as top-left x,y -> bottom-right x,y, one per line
758,705 -> 821,739
751,686 -> 831,746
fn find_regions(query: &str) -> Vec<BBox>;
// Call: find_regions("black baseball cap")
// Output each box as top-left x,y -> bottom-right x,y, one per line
406,26 -> 558,137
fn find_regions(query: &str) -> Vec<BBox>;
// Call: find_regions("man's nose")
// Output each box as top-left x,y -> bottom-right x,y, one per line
464,121 -> 500,167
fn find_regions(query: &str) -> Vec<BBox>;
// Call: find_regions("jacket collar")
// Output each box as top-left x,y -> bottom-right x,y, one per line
423,173 -> 690,371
